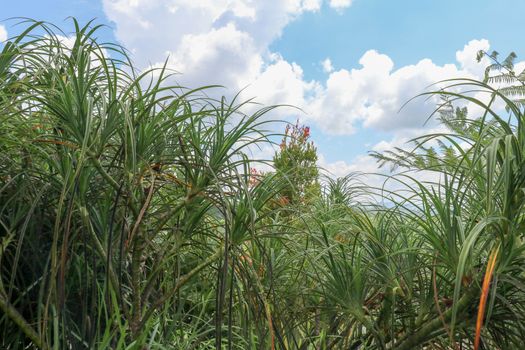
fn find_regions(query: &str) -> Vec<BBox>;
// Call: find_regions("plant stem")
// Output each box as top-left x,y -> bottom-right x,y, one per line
393,286 -> 478,350
0,293 -> 49,350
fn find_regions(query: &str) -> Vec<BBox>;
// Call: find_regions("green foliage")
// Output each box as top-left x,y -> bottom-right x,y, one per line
0,19 -> 285,349
2,19 -> 525,350
479,50 -> 525,105
273,121 -> 320,206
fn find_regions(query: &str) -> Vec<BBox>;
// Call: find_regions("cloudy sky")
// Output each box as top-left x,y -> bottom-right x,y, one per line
2,0 -> 525,178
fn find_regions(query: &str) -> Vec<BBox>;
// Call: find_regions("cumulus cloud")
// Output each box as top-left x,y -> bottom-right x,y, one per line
103,1 -> 488,137
321,57 -> 334,73
0,25 -> 7,42
102,0 -> 333,109
311,38 -> 525,183
160,22 -> 262,89
306,49 -> 481,135
319,153 -> 374,178
305,38 -> 525,139
238,54 -> 324,116
456,39 -> 490,77
329,0 -> 353,10
102,1 -> 519,184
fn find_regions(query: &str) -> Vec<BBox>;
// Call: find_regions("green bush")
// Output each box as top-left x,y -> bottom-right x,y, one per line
2,19 -> 525,350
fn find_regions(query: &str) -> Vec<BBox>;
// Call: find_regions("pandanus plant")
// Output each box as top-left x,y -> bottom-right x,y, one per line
265,70 -> 525,349
301,79 -> 525,349
0,19 -> 288,349
3,18 -> 525,350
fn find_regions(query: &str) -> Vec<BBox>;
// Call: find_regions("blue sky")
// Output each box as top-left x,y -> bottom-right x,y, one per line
272,0 -> 525,78
2,0 -> 524,177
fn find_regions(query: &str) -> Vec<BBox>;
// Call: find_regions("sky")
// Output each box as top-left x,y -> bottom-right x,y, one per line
2,0 -> 525,179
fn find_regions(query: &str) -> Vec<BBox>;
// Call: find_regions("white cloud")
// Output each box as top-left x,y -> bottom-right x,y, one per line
329,0 -> 353,10
104,1 -> 487,138
305,38 -> 525,138
240,55 -> 320,113
456,39 -> 490,77
371,126 -> 445,154
306,49 -> 481,135
102,0 -> 331,107
160,22 -> 262,89
103,0 -> 325,69
319,153 -> 376,178
0,25 -> 7,42
321,57 -> 334,73
318,153 -> 353,178
102,2 -> 520,189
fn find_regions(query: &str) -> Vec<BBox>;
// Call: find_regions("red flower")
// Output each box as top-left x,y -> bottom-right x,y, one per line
303,126 -> 310,138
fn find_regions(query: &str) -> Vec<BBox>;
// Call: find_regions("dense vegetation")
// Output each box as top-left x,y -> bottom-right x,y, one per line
2,19 -> 525,349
